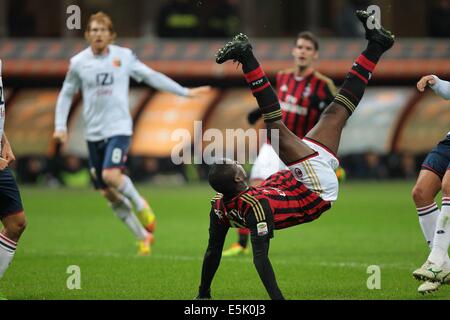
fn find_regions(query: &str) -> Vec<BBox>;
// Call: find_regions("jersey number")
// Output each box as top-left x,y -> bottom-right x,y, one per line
111,148 -> 122,164
96,73 -> 114,86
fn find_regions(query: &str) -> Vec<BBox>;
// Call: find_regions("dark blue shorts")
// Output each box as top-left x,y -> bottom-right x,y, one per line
0,168 -> 24,218
422,134 -> 450,179
87,135 -> 131,189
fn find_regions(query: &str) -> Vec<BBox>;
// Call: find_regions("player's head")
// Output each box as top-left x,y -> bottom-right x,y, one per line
85,12 -> 117,54
292,31 -> 319,69
208,159 -> 248,196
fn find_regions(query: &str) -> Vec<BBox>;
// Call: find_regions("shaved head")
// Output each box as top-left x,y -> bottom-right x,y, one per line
208,159 -> 248,196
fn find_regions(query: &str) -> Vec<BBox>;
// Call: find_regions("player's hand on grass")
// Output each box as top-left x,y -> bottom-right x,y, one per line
0,157 -> 8,171
195,287 -> 212,300
53,130 -> 68,144
417,75 -> 437,92
187,86 -> 211,98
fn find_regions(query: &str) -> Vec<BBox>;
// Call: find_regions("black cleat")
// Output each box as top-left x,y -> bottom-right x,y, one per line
356,10 -> 395,52
215,33 -> 253,64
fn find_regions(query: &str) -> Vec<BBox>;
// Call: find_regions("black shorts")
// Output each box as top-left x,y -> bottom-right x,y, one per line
422,134 -> 450,179
0,168 -> 24,218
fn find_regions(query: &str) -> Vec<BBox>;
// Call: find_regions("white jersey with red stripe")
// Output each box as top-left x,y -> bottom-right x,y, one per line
55,45 -> 189,142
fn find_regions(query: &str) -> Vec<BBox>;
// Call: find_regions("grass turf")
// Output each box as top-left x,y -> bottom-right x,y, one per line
1,181 -> 448,300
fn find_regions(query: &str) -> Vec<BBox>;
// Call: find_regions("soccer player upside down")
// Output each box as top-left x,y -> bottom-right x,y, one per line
196,11 -> 395,300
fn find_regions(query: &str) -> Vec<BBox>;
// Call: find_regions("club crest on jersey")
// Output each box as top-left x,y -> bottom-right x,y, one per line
293,167 -> 303,180
257,222 -> 268,236
280,84 -> 288,92
113,59 -> 121,67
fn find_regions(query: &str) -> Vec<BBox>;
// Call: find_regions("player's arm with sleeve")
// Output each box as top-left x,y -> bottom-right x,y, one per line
247,199 -> 285,300
417,75 -> 450,100
54,61 -> 81,143
128,52 -> 210,98
196,208 -> 229,299
429,76 -> 450,100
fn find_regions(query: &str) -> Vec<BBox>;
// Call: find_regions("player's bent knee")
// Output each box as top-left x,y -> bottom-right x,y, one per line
412,184 -> 435,204
101,170 -> 121,187
4,213 -> 27,239
442,175 -> 450,197
100,188 -> 116,202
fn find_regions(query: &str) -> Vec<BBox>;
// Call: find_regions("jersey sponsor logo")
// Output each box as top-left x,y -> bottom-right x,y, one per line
303,84 -> 311,97
257,222 -> 268,236
263,187 -> 286,197
229,209 -> 243,221
280,102 -> 308,116
96,72 -> 114,86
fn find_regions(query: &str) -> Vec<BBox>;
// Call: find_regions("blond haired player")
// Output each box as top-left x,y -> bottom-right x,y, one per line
54,12 -> 209,255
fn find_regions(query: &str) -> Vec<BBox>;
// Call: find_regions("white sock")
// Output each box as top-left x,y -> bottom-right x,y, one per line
428,197 -> 450,267
118,176 -> 147,212
416,203 -> 440,249
0,233 -> 17,279
110,197 -> 148,241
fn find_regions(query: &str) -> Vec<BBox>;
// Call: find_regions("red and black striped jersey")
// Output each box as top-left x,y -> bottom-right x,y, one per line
276,69 -> 337,139
211,170 -> 331,231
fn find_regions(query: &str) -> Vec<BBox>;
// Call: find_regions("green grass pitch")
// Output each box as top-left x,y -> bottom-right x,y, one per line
1,181 -> 448,300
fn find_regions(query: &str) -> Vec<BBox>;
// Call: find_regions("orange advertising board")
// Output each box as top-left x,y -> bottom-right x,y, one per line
131,89 -> 219,157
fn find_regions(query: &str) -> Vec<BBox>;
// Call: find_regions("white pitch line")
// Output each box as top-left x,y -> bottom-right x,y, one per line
23,249 -> 416,270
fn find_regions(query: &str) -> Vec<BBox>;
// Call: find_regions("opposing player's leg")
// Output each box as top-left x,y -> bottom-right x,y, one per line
305,11 -> 394,155
100,187 -> 153,256
0,168 -> 27,299
101,136 -> 156,233
88,140 -> 153,255
412,170 -> 442,249
413,168 -> 450,284
412,170 -> 443,294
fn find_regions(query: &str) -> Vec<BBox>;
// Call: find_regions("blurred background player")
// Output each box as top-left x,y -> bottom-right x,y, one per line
222,31 -> 337,257
53,12 -> 210,256
0,60 -> 27,299
412,74 -> 450,293
197,11 -> 395,299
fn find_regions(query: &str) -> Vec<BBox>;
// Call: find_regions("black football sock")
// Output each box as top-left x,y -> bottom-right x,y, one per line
241,52 -> 282,123
333,50 -> 379,115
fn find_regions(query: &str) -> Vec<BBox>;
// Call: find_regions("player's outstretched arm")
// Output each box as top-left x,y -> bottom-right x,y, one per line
251,234 -> 285,300
129,54 -> 210,98
247,203 -> 285,300
197,209 -> 229,299
418,75 -> 450,100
